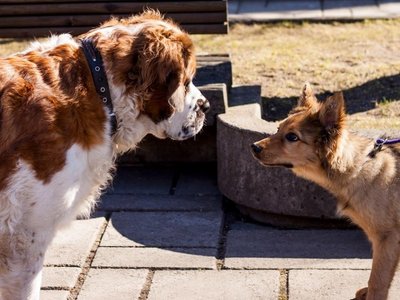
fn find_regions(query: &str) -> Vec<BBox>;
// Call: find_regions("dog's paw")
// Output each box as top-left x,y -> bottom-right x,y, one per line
353,287 -> 368,300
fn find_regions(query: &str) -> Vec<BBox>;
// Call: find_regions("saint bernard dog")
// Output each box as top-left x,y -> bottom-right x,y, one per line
0,10 -> 209,299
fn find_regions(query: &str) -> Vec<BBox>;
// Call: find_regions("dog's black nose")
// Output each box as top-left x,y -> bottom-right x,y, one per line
251,143 -> 263,154
197,98 -> 210,113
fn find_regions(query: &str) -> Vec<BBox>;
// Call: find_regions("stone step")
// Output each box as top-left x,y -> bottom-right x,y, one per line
195,54 -> 232,91
228,84 -> 262,109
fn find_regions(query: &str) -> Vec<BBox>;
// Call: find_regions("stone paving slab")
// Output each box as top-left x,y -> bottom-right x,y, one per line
107,166 -> 174,195
323,0 -> 379,19
352,3 -> 389,18
379,1 -> 400,14
289,269 -> 400,300
225,223 -> 371,269
100,211 -> 223,247
41,267 -> 81,289
148,270 -> 279,300
40,290 -> 69,300
268,0 -> 321,11
229,0 -> 399,21
174,167 -> 220,196
44,217 -> 105,267
77,269 -> 148,300
99,194 -> 222,212
92,247 -> 217,269
323,0 -> 353,18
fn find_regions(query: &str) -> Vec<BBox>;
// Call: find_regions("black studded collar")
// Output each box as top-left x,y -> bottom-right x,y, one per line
80,38 -> 117,136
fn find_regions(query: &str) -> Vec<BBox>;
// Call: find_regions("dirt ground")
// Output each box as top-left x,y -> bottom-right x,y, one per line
192,20 -> 400,130
1,19 -> 399,130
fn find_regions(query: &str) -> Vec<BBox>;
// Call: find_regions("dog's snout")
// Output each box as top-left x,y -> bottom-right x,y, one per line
251,143 -> 263,154
197,98 -> 210,113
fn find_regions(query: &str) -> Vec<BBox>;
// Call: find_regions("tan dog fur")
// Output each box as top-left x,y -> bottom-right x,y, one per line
252,83 -> 400,300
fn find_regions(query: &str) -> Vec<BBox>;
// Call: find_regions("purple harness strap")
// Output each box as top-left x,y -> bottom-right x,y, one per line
369,138 -> 400,158
376,138 -> 400,145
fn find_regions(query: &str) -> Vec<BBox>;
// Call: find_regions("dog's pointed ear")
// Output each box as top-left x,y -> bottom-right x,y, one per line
319,92 -> 346,130
297,82 -> 318,109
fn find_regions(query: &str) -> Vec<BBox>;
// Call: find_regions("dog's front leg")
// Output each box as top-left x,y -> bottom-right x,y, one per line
356,230 -> 400,300
0,229 -> 52,300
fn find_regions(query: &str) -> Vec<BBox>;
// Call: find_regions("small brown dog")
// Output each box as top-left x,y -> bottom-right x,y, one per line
252,83 -> 400,300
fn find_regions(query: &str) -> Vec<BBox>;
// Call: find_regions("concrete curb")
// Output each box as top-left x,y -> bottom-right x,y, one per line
216,101 -> 351,228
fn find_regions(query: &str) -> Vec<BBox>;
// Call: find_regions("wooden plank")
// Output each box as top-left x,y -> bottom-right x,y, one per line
0,24 -> 227,38
183,24 -> 227,34
2,0 -> 224,3
0,2 -> 227,16
0,12 -> 226,28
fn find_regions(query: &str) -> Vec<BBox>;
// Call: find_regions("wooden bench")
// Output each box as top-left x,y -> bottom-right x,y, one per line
0,0 -> 228,38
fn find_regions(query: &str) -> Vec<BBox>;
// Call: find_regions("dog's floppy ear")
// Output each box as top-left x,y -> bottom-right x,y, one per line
319,92 -> 346,130
297,82 -> 318,109
128,27 -> 185,97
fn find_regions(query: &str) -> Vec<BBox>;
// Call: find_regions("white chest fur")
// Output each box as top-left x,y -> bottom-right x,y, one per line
1,142 -> 113,235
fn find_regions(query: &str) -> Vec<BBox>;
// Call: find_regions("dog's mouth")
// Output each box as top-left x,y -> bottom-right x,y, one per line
251,151 -> 294,169
263,163 -> 294,169
255,160 -> 294,168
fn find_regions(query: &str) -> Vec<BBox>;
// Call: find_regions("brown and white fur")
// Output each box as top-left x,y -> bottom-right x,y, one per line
252,83 -> 400,300
0,10 -> 209,300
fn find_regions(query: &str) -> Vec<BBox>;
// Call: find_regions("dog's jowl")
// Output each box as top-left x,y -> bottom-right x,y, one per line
0,10 -> 209,300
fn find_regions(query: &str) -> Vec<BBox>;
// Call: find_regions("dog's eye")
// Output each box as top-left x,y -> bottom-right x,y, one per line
285,132 -> 299,142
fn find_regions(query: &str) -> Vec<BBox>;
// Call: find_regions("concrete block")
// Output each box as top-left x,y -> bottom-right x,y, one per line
148,270 -> 279,300
41,267 -> 81,289
92,247 -> 217,269
98,194 -> 222,212
44,217 -> 105,267
217,110 -> 340,226
200,84 -> 228,126
289,269 -> 400,300
224,224 -> 372,269
78,269 -> 148,300
195,55 -> 232,90
106,166 -> 174,195
40,290 -> 69,300
100,211 -> 223,247
228,85 -> 261,107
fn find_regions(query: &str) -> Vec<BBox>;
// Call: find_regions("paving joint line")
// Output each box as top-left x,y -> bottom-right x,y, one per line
68,213 -> 111,300
90,266 -> 215,271
99,246 -> 217,249
98,208 -> 219,213
222,267 -> 372,271
41,287 -> 70,291
279,269 -> 289,300
216,198 -> 236,270
138,270 -> 155,300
